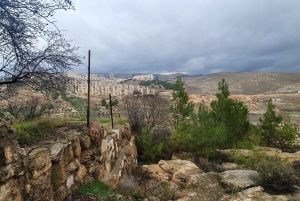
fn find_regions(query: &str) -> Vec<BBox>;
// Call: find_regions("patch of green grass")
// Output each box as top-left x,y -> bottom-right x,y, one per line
100,119 -> 111,125
78,181 -> 116,196
115,119 -> 129,125
13,118 -> 68,145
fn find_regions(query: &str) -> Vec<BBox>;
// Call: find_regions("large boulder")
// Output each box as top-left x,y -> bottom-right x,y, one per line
219,170 -> 259,193
142,159 -> 225,200
158,159 -> 203,187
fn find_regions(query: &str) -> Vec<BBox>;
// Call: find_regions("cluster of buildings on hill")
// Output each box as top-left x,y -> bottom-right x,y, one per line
66,72 -> 156,97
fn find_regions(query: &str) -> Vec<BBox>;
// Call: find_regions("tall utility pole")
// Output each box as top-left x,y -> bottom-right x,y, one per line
87,50 -> 91,127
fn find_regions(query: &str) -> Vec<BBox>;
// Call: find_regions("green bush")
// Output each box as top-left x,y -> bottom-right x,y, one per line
51,91 -> 60,100
256,155 -> 299,192
101,98 -> 107,106
231,146 -> 267,169
171,103 -> 227,158
231,148 -> 299,192
259,99 -> 297,148
136,127 -> 173,164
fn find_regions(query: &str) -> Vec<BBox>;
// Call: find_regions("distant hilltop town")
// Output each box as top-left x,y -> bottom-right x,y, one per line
66,72 -> 156,97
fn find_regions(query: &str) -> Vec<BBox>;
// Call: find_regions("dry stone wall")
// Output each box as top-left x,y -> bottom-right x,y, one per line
0,119 -> 137,201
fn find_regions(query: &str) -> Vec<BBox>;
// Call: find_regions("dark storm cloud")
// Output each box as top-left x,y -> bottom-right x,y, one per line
55,0 -> 300,75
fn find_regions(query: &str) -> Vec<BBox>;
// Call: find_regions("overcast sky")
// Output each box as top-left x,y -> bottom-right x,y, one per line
55,0 -> 300,75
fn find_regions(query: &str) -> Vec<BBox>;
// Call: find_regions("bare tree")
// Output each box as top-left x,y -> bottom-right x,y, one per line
0,0 -> 82,99
124,94 -> 170,134
8,96 -> 50,120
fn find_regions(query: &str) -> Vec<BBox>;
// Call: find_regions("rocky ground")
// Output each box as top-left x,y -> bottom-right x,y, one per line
63,148 -> 300,201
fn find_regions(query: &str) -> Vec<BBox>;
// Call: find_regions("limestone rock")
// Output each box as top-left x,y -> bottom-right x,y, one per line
219,170 -> 259,192
89,122 -> 104,144
158,159 -> 204,189
30,170 -> 53,201
217,162 -> 241,171
80,135 -> 91,150
63,142 -> 74,165
142,164 -> 172,182
75,164 -> 87,182
141,160 -> 225,200
51,161 -> 66,192
219,147 -> 300,165
0,178 -> 23,201
66,174 -> 74,191
219,149 -> 253,161
2,145 -> 19,165
0,119 -> 18,167
236,186 -> 283,200
28,147 -> 51,179
257,147 -> 300,164
86,161 -> 99,174
66,159 -> 80,172
72,138 -> 81,157
50,143 -> 64,162
80,150 -> 94,164
53,186 -> 67,201
159,159 -> 203,176
0,161 -> 22,183
120,123 -> 131,141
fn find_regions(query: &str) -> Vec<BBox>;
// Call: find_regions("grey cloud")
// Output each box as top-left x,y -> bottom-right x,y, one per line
55,0 -> 300,75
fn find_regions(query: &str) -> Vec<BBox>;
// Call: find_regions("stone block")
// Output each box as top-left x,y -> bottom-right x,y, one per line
50,143 -> 64,163
80,136 -> 91,150
66,174 -> 74,191
2,145 -> 19,165
120,123 -> 131,140
63,142 -> 74,165
72,138 -> 81,157
0,161 -> 23,183
53,186 -> 67,201
86,161 -> 99,174
0,178 -> 19,201
28,147 -> 51,180
30,171 -> 53,201
66,158 -> 80,173
75,164 -> 87,182
51,161 -> 66,192
219,170 -> 259,193
80,150 -> 94,164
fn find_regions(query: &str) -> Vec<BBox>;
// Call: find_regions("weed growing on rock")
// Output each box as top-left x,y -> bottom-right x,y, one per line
78,181 -> 115,197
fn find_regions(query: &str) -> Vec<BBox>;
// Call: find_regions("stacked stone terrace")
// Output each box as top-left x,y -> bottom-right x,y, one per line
66,72 -> 156,97
0,118 -> 137,201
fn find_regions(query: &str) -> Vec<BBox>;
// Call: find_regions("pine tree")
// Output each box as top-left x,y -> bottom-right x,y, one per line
211,79 -> 250,146
170,76 -> 194,128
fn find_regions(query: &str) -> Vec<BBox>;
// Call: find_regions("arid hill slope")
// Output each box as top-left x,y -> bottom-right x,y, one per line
181,72 -> 300,95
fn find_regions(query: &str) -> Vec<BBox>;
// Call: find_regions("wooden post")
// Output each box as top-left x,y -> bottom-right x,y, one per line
87,50 -> 91,127
109,94 -> 114,129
